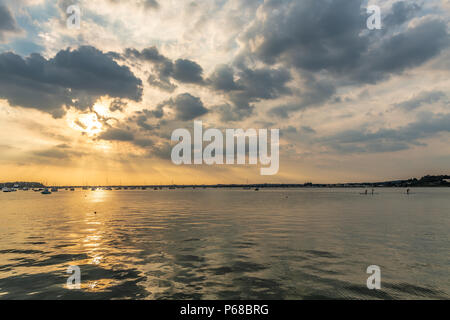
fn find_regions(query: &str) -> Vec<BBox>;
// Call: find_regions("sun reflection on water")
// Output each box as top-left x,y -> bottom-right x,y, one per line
86,189 -> 109,203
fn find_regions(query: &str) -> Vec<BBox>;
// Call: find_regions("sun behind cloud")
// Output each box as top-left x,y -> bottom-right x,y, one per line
69,112 -> 103,136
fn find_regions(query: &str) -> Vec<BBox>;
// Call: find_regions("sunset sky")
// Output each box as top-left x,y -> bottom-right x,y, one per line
0,0 -> 449,185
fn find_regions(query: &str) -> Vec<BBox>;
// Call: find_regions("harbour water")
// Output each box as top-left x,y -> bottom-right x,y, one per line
0,188 -> 448,299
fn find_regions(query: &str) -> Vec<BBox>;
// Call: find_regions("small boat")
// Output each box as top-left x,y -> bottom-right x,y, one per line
41,189 -> 52,195
51,188 -> 58,192
254,188 -> 259,191
154,187 -> 158,190
22,187 -> 29,191
70,188 -> 75,191
2,187 -> 11,192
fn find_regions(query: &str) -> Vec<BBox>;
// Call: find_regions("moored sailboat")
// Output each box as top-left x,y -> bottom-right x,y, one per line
41,189 -> 52,195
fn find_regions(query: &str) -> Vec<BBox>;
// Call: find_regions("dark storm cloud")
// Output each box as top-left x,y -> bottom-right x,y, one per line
134,114 -> 154,131
268,76 -> 335,118
148,103 -> 165,119
207,64 -> 241,91
241,0 -> 368,71
213,103 -> 249,122
0,46 -> 143,117
133,138 -> 154,147
142,0 -> 159,9
0,4 -> 21,42
129,93 -> 207,123
94,118 -> 158,150
128,101 -> 167,133
320,112 -> 450,154
170,93 -> 208,121
126,44 -> 290,121
283,126 -> 297,133
238,0 -> 449,117
125,107 -> 165,135
94,117 -> 172,159
357,19 -> 449,83
125,47 -> 168,63
125,47 -> 204,92
147,74 -> 177,92
147,142 -> 172,160
210,65 -> 292,121
33,149 -> 70,159
383,1 -> 422,27
98,128 -> 134,141
117,93 -> 207,147
137,104 -> 166,122
172,59 -> 204,84
301,126 -> 316,134
232,67 -> 292,102
109,99 -> 128,112
395,91 -> 448,111
33,144 -> 86,160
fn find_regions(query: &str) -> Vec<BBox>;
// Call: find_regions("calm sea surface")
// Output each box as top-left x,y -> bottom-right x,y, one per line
0,188 -> 448,299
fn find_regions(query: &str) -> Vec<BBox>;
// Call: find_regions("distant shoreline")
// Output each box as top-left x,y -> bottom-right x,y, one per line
1,175 -> 449,189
